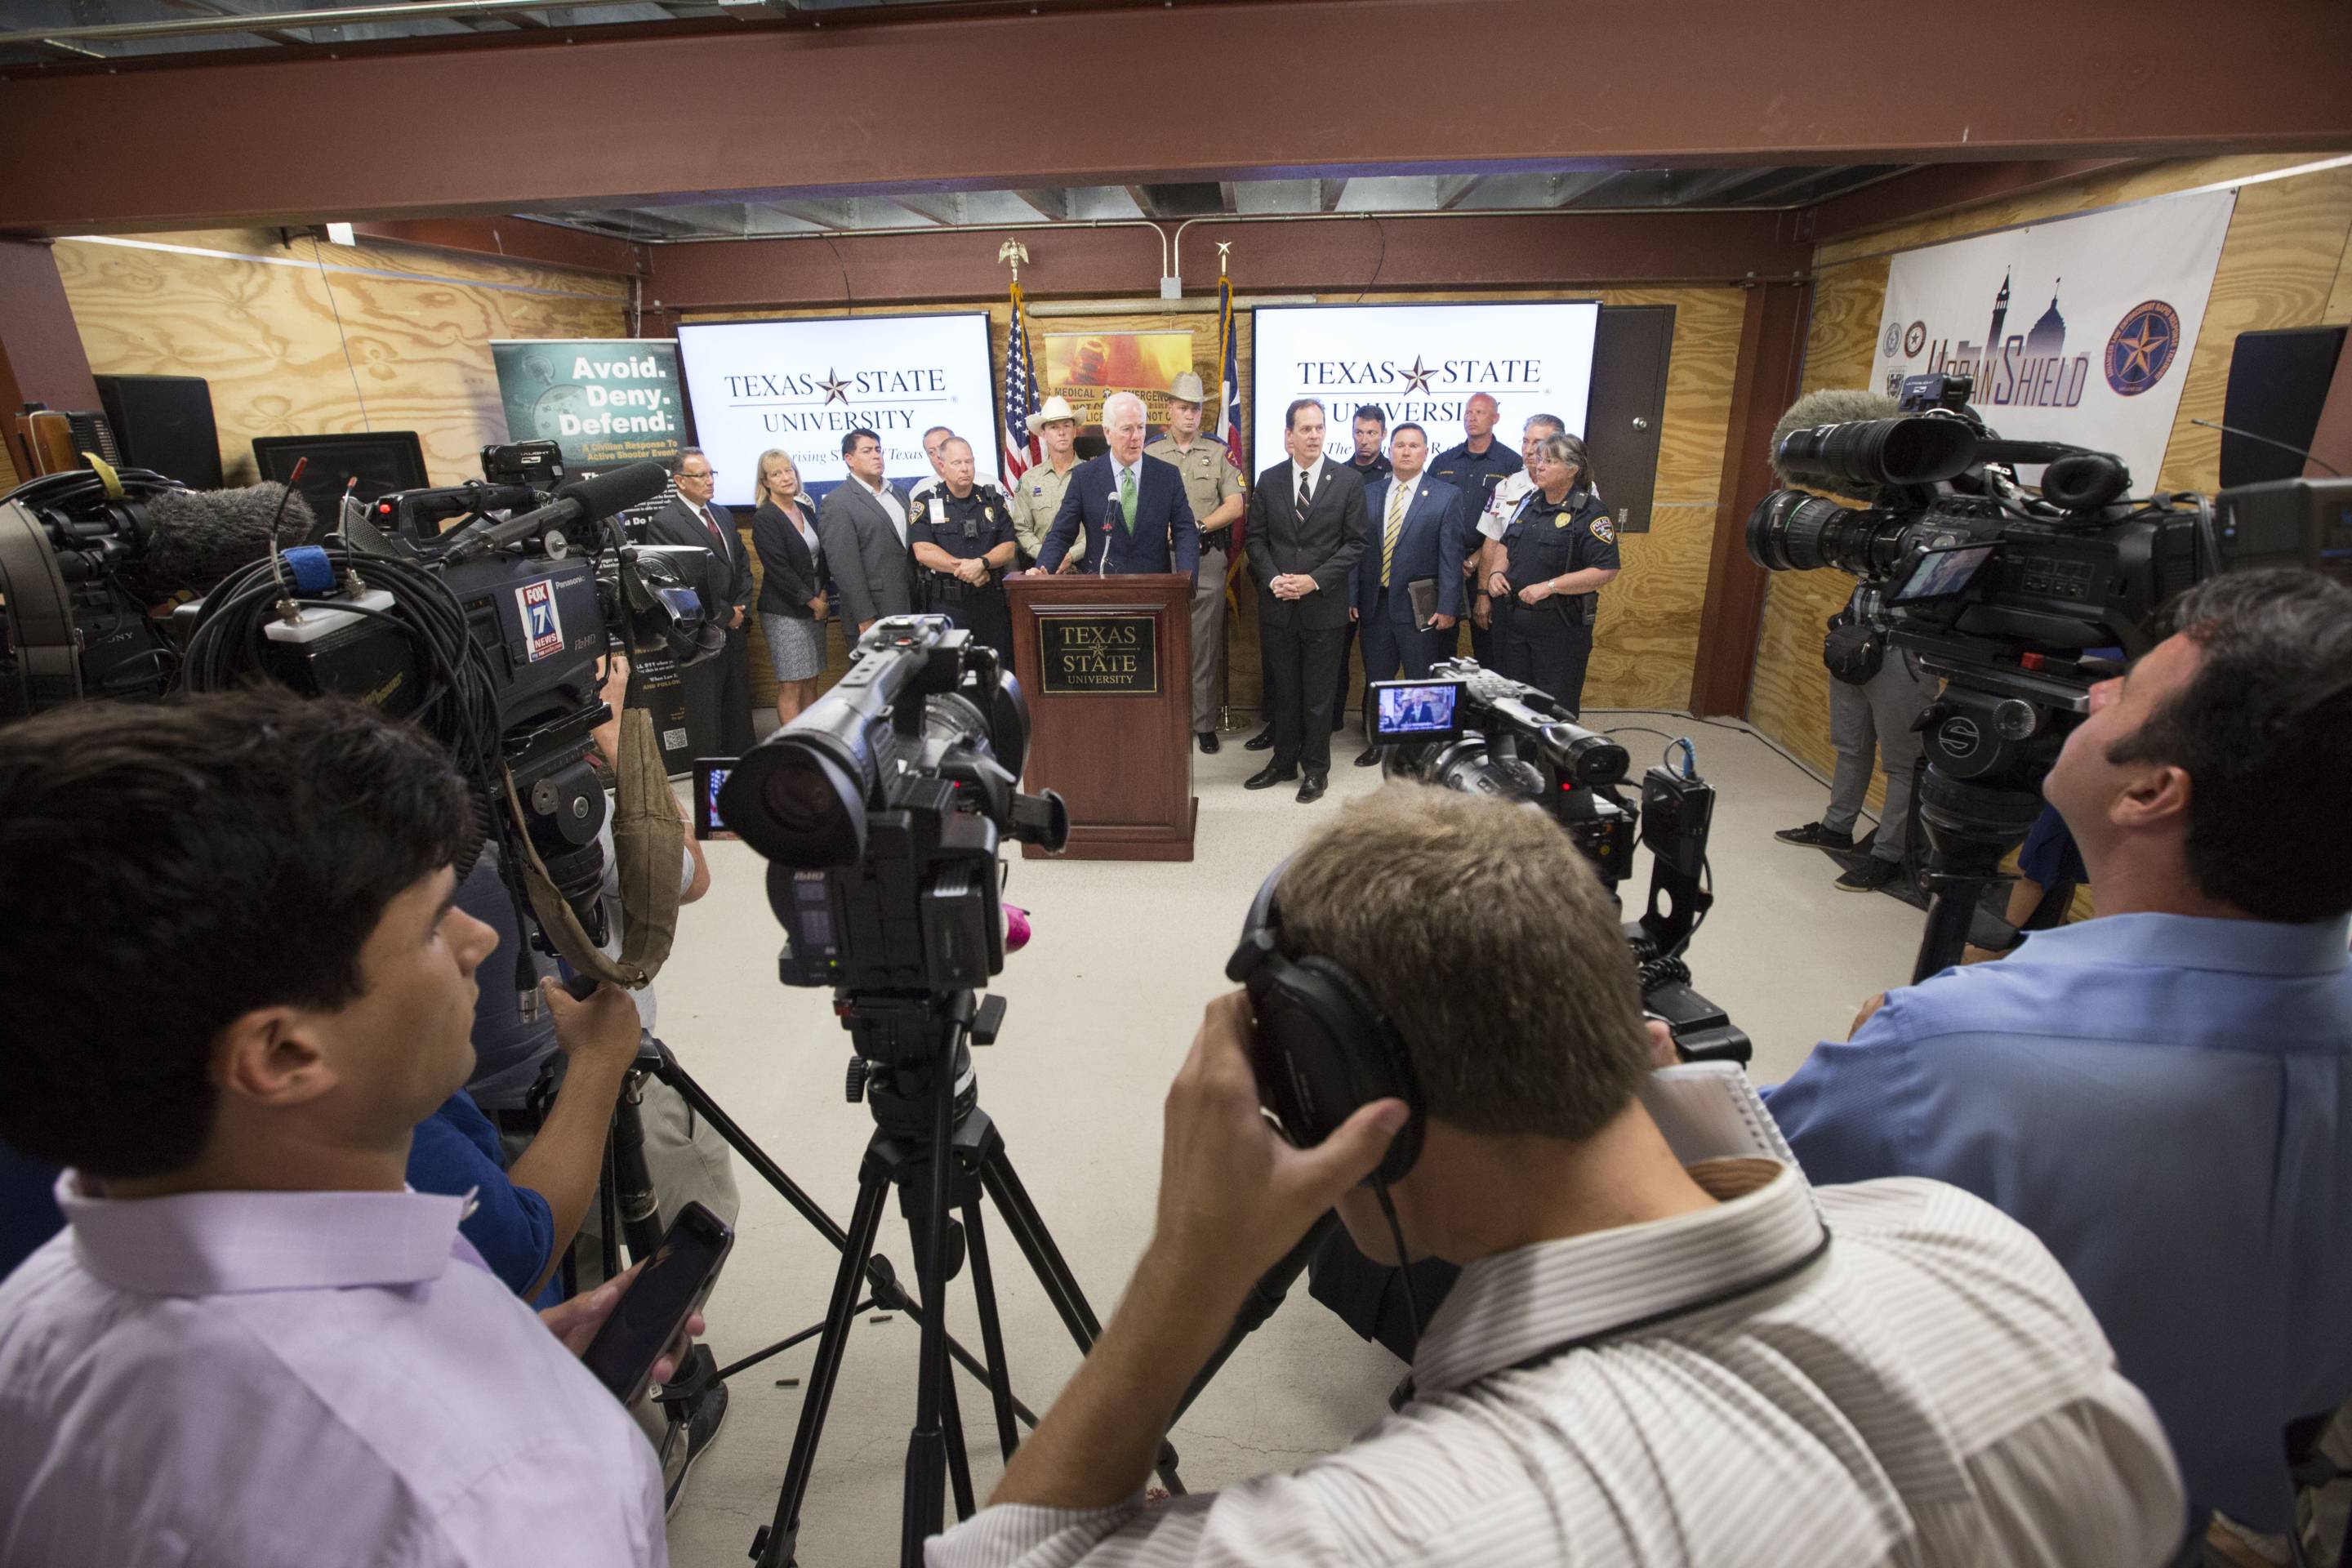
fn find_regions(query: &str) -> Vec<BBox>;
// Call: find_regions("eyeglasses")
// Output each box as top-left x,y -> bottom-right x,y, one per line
680,469 -> 715,480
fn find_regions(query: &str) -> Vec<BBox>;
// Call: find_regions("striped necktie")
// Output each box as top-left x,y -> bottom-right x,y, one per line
1381,483 -> 1408,587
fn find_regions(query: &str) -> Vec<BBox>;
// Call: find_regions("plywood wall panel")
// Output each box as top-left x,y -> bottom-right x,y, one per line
55,229 -> 628,488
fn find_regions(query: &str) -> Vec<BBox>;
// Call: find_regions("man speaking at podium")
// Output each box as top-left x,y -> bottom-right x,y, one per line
1031,391 -> 1200,579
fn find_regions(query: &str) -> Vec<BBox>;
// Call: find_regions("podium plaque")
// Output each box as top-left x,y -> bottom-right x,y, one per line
1009,573 -> 1196,861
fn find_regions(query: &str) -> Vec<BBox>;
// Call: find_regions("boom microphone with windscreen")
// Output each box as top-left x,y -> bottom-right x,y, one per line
140,483 -> 316,594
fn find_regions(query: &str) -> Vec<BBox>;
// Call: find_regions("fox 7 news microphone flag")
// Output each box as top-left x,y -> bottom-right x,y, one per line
1003,282 -> 1044,486
1216,274 -> 1247,599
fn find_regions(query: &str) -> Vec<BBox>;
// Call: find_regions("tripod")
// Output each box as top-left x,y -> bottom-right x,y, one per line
749,989 -> 1185,1568
580,1029 -> 1092,1538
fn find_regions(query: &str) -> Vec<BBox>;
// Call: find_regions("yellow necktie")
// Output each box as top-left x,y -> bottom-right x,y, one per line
1381,483 -> 1408,588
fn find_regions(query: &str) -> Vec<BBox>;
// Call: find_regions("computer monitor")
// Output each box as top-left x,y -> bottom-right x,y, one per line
251,431 -> 429,536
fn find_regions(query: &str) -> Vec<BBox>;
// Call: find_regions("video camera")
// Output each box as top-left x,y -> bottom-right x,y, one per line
1744,371 -> 2352,974
1367,661 -> 1746,1063
0,446 -> 715,975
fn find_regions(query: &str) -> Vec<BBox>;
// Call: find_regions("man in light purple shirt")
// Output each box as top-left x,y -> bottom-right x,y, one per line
0,690 -> 678,1566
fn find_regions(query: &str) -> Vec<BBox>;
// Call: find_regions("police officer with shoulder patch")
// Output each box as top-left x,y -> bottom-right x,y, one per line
1009,396 -> 1085,572
1429,392 -> 1524,666
1146,371 -> 1246,754
908,435 -> 1018,666
1476,430 -> 1618,715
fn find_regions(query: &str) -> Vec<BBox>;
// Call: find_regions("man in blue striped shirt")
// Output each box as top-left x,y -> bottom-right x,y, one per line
1767,568 -> 2352,1541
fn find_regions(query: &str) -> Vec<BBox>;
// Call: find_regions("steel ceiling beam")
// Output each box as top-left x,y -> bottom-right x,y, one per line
0,0 -> 2342,235
1432,175 -> 1484,210
1009,188 -> 1066,221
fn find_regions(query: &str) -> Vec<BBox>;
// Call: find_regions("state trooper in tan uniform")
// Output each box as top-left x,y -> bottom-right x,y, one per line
1008,394 -> 1085,572
1145,371 -> 1247,753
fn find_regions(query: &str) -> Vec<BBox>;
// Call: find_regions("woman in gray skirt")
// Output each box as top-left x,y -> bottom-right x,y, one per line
750,447 -> 829,725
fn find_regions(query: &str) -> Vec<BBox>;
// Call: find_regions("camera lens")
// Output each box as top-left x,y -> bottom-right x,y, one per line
1747,491 -> 1856,572
1775,415 -> 1976,492
765,761 -> 845,840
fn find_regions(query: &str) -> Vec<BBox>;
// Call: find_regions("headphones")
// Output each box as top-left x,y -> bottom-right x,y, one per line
1225,858 -> 1424,1186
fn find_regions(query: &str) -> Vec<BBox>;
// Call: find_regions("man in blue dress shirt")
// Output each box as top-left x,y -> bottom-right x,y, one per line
1766,568 -> 2352,1541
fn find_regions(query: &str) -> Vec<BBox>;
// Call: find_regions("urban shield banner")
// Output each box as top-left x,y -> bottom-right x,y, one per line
1871,190 -> 2235,488
491,338 -> 684,470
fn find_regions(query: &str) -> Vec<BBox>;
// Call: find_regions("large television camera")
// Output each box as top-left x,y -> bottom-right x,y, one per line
716,617 -> 1068,1126
0,450 -> 715,975
1745,372 -> 2352,974
1367,661 -> 1747,1064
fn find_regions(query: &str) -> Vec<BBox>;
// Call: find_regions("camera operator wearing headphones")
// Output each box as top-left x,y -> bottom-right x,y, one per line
0,692 -> 685,1566
1764,568 -> 2352,1550
929,785 -> 2180,1568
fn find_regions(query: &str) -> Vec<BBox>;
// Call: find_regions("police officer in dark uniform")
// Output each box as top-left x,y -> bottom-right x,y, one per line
1429,392 -> 1524,666
1478,430 -> 1619,715
907,436 -> 1018,666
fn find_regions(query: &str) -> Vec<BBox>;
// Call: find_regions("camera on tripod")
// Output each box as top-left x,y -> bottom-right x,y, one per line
719,614 -> 1067,1023
1744,370 -> 2352,975
1367,661 -> 1746,1063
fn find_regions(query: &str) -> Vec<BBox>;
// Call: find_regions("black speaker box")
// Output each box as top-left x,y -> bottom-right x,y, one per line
2218,327 -> 2346,489
92,374 -> 224,490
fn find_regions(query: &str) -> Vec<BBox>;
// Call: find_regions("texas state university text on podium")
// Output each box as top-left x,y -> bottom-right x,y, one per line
1007,573 -> 1196,862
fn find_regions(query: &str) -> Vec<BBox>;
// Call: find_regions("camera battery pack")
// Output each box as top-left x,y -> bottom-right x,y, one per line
259,589 -> 428,717
1640,765 -> 1713,882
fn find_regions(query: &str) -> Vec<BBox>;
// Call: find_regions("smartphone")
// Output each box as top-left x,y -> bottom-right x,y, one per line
579,1200 -> 734,1402
691,758 -> 737,840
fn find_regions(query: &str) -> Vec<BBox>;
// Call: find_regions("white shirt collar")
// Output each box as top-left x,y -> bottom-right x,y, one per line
1291,459 -> 1320,492
56,1172 -> 473,1295
1411,1160 -> 1827,1395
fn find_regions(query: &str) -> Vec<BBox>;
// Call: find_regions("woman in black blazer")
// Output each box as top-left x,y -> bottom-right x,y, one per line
751,448 -> 829,724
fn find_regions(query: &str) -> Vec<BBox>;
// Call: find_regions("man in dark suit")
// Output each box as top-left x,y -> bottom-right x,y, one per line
1031,392 -> 1200,578
1244,399 -> 1367,803
1352,423 -> 1470,766
816,426 -> 915,634
648,446 -> 755,753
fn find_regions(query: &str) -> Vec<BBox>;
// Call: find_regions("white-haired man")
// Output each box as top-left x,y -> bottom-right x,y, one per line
1031,391 -> 1200,578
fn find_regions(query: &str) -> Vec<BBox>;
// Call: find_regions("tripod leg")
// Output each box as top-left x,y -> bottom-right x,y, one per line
757,1160 -> 893,1568
1913,880 -> 1992,984
607,1076 -> 666,1263
979,1148 -> 1185,1495
935,1339 -> 978,1521
596,1138 -> 622,1282
976,1152 -> 1102,1348
901,1056 -> 963,1568
960,1199 -> 1022,1463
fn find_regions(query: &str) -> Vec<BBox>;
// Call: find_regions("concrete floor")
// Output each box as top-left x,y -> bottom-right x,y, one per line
653,709 -> 1923,1566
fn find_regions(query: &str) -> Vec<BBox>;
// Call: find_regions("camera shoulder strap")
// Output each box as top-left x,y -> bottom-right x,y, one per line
498,706 -> 684,990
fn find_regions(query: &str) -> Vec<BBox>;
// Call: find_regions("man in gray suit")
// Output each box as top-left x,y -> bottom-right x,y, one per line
646,446 -> 755,753
1244,399 -> 1367,804
816,427 -> 914,635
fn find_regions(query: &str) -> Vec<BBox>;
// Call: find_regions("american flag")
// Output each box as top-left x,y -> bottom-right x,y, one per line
1002,280 -> 1043,485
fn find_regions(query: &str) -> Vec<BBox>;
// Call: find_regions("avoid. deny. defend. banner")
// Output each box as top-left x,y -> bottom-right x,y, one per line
1871,190 -> 2235,488
491,338 -> 684,471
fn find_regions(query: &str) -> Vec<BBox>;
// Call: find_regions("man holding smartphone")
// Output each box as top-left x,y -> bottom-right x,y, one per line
0,692 -> 687,1566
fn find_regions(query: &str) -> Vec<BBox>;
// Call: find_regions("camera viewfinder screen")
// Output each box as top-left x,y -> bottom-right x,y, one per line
1372,681 -> 1463,742
692,760 -> 737,840
1892,543 -> 1998,604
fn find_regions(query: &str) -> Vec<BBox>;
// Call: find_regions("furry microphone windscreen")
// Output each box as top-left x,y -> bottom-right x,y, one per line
140,483 -> 318,595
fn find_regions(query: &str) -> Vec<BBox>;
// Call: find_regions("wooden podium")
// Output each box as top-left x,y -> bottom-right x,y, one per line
1008,573 -> 1196,861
